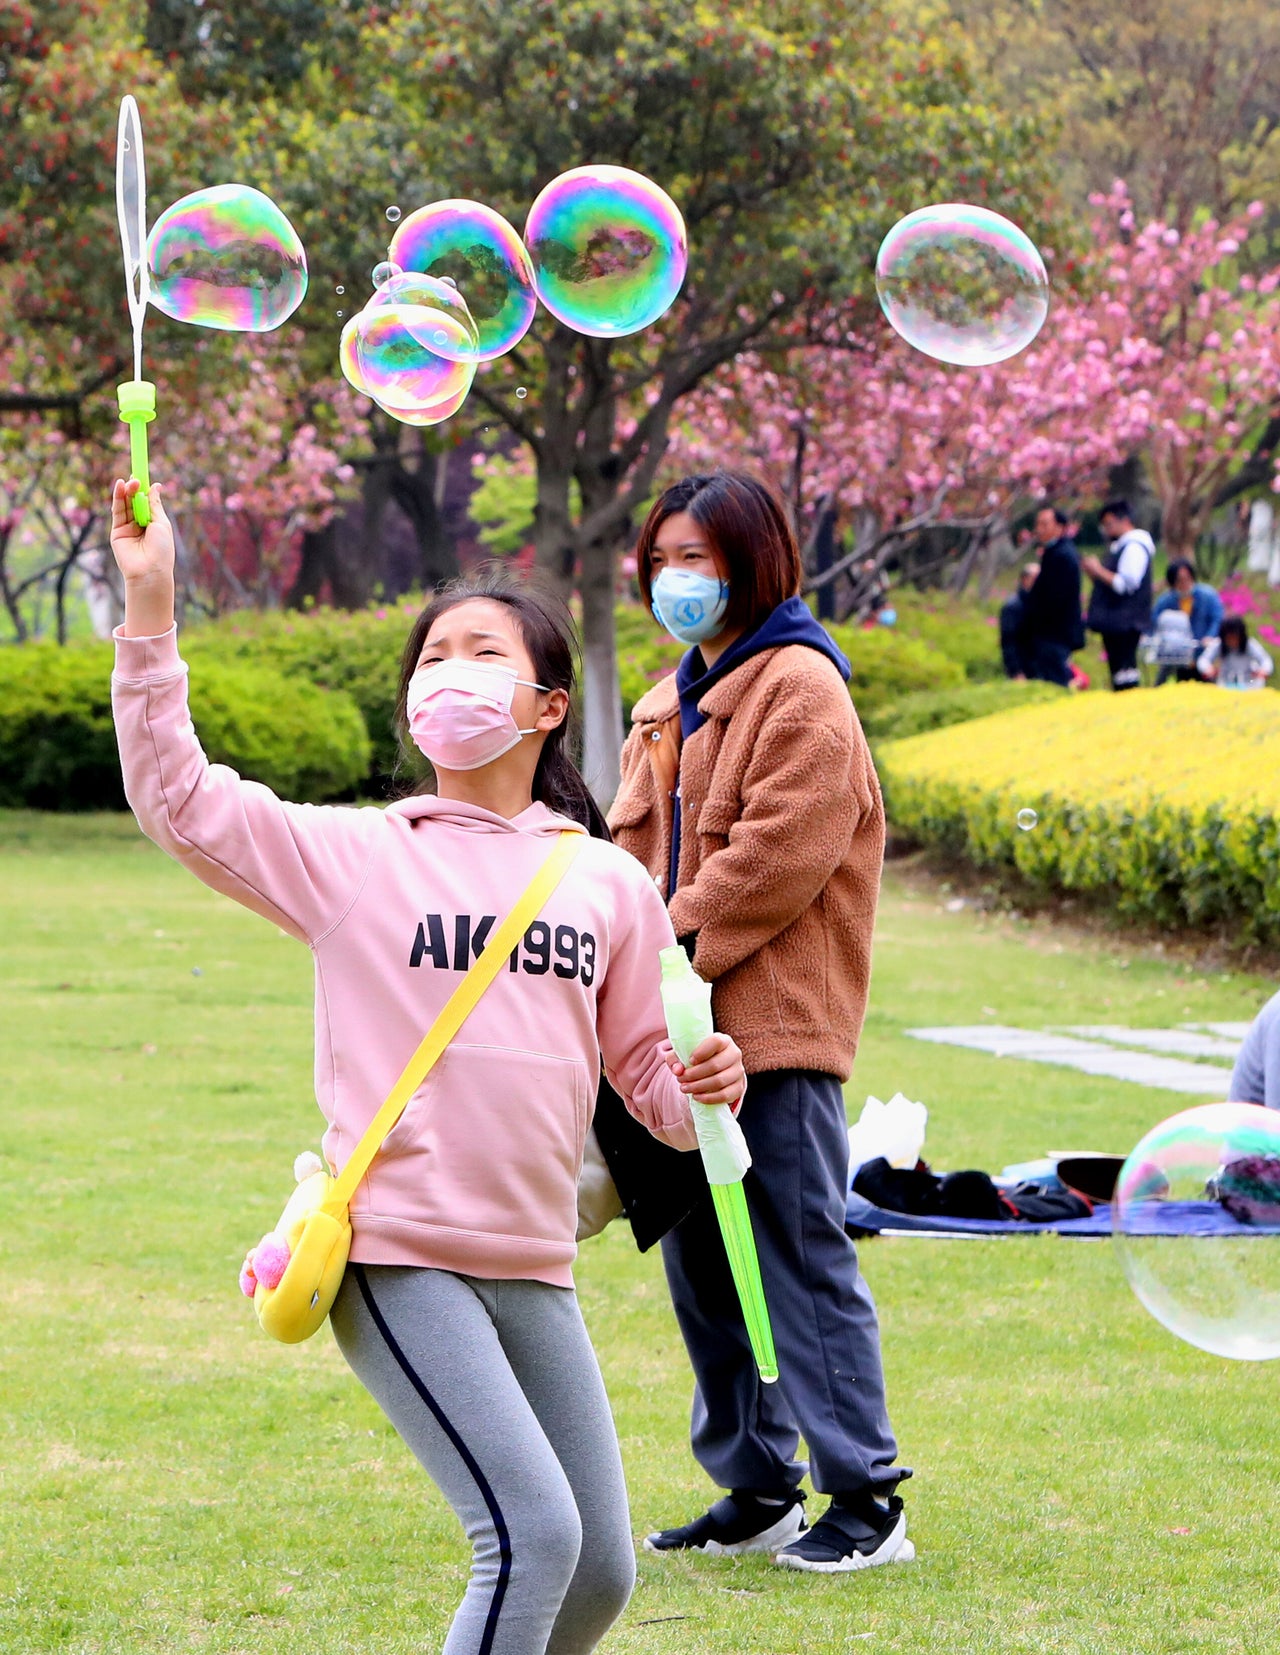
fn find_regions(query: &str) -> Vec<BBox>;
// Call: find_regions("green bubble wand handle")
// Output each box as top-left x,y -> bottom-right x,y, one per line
658,946 -> 779,1383
117,381 -> 155,527
116,96 -> 154,528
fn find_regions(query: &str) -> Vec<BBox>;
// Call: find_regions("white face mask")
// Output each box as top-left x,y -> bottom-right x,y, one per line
406,660 -> 547,771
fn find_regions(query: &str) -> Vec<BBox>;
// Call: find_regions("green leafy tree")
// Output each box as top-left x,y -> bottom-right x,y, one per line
246,0 -> 1054,797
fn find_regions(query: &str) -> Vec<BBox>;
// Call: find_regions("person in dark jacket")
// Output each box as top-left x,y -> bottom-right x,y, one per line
1082,499 -> 1155,690
1020,504 -> 1083,685
1000,560 -> 1039,678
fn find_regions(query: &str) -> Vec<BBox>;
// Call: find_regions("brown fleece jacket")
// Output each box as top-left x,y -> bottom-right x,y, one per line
609,644 -> 884,1080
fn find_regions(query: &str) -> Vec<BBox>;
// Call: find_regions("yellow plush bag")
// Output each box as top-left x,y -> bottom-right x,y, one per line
240,832 -> 582,1344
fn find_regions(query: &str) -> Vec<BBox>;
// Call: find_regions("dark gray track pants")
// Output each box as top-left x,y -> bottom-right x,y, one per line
331,1264 -> 635,1655
660,1069 -> 907,1499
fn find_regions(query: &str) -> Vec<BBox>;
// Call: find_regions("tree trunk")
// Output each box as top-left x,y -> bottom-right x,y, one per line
389,437 -> 457,591
532,461 -> 577,599
579,538 -> 624,807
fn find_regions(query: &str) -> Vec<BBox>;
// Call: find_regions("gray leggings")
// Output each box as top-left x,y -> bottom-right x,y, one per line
330,1263 -> 636,1655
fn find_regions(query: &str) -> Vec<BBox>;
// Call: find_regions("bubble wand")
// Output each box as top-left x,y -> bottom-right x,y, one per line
658,946 -> 779,1383
115,95 -> 154,528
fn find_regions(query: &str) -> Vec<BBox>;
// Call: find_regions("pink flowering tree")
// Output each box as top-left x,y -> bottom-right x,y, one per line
155,339 -> 365,616
674,185 -> 1280,601
0,332 -> 365,635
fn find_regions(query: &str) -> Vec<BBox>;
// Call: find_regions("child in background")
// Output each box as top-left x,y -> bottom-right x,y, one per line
1198,615 -> 1274,689
107,478 -> 746,1655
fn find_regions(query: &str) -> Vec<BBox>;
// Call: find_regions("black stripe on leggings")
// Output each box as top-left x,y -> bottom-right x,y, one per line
353,1264 -> 512,1655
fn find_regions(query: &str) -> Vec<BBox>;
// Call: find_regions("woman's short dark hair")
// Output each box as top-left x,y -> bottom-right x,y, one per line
635,471 -> 803,634
1220,615 -> 1248,651
1166,558 -> 1196,588
394,569 -> 610,839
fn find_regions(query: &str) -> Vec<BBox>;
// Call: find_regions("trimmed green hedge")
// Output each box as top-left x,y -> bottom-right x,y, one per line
888,590 -> 1006,682
183,603 -> 418,785
861,678 -> 1066,745
877,685 -> 1280,942
826,624 -> 966,716
0,643 -> 370,810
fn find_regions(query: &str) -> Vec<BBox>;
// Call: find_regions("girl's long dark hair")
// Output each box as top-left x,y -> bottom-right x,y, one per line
394,570 -> 612,841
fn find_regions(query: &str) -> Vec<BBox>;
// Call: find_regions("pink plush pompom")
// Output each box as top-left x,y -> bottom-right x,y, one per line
239,1259 -> 258,1299
253,1233 -> 291,1291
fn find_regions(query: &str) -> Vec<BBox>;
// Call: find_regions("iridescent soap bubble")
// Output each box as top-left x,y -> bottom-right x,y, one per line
1113,1103 -> 1280,1360
875,204 -> 1049,367
146,184 -> 308,332
1016,808 -> 1038,831
388,200 -> 536,360
386,205 -> 402,223
372,260 -> 402,289
374,379 -> 474,428
524,165 -> 687,338
352,305 -> 475,411
340,311 -> 476,426
363,271 -> 480,361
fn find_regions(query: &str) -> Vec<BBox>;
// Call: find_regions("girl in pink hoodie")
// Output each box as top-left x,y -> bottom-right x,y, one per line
108,478 -> 745,1655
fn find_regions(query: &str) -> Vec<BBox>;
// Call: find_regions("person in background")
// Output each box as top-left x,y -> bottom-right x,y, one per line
1020,504 -> 1083,686
1082,499 -> 1155,690
1198,615 -> 1274,688
1150,559 -> 1223,684
1229,991 -> 1280,1109
1000,560 -> 1040,679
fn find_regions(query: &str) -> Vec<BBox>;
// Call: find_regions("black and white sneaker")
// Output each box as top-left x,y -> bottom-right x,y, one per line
644,1490 -> 807,1556
773,1492 -> 914,1573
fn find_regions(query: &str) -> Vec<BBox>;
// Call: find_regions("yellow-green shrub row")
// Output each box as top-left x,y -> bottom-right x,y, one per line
877,684 -> 1280,941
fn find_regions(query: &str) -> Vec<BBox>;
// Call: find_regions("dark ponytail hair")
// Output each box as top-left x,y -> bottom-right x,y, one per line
394,569 -> 612,841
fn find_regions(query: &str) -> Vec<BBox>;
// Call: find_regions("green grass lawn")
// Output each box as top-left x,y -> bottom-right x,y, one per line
3,811 -> 1278,1654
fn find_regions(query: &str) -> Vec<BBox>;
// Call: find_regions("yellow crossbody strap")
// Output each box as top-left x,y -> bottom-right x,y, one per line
324,830 -> 583,1216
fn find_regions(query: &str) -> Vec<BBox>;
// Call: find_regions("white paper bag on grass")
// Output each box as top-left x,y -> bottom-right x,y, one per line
848,1093 -> 928,1177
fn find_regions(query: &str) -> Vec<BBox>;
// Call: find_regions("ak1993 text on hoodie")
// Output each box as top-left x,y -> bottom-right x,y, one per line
112,628 -> 698,1287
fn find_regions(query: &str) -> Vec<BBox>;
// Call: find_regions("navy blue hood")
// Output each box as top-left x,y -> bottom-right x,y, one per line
675,596 -> 850,740
667,598 -> 851,900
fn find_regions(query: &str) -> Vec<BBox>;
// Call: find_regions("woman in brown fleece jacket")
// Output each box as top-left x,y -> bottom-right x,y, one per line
608,471 -> 912,1573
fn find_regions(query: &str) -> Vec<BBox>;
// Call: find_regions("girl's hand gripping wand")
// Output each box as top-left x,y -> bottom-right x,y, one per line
659,945 -> 779,1383
115,95 -> 155,528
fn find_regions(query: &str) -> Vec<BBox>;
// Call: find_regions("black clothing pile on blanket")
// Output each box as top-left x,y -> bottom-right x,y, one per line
852,1158 -> 1093,1224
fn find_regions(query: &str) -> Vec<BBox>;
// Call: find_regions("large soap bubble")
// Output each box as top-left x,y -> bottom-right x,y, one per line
147,184 -> 308,332
875,204 -> 1049,366
363,270 -> 480,362
373,380 -> 474,428
1113,1102 -> 1280,1360
338,309 -> 475,427
388,200 -> 536,361
524,164 -> 687,339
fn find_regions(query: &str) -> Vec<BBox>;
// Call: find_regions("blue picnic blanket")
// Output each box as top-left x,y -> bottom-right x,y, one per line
845,1194 -> 1280,1239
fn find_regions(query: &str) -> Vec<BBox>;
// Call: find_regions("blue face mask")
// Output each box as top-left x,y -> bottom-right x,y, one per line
651,568 -> 730,645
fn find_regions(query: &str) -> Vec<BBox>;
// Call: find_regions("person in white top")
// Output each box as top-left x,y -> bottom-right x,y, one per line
1198,615 -> 1275,689
1082,499 -> 1156,690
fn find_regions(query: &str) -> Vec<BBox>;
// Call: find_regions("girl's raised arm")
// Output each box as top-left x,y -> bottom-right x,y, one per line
110,480 -> 377,943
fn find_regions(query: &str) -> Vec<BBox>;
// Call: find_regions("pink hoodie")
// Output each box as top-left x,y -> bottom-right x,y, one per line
112,627 -> 699,1287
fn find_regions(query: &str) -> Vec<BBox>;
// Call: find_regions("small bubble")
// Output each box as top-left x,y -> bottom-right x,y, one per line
335,284 -> 345,295
1016,808 -> 1038,831
122,138 -> 130,152
568,99 -> 579,111
372,260 -> 402,289
433,328 -> 448,346
336,308 -> 344,317
515,387 -> 528,399
442,276 -> 458,287
386,205 -> 402,223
